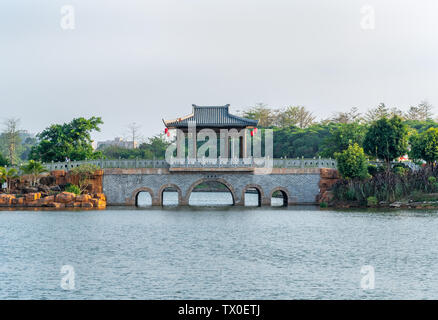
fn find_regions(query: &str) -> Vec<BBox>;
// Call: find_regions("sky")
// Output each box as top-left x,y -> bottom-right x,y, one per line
0,0 -> 437,142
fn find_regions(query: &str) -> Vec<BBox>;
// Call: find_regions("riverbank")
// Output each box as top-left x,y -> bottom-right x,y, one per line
0,192 -> 106,209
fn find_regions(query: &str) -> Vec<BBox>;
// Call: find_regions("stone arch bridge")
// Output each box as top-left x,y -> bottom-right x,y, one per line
38,158 -> 338,206
102,165 -> 336,206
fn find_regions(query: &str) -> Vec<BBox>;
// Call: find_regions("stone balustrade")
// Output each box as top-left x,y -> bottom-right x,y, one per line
24,157 -> 337,171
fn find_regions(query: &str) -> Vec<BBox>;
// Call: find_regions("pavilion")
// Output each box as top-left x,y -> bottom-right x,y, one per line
163,104 -> 258,159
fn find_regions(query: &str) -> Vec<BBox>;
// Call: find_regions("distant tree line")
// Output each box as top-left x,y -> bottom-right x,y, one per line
0,100 -> 437,165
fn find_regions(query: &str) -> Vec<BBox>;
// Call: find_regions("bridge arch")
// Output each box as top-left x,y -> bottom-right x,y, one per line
184,178 -> 237,206
131,187 -> 155,206
270,187 -> 290,207
159,184 -> 183,206
242,184 -> 264,207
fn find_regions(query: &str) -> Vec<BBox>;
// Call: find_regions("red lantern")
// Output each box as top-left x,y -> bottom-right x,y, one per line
254,127 -> 258,134
167,131 -> 170,137
164,128 -> 168,134
250,130 -> 254,137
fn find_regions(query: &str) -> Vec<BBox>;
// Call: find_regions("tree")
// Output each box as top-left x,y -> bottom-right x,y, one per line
0,152 -> 9,166
126,122 -> 142,149
330,107 -> 362,124
29,117 -> 103,162
240,103 -> 275,127
364,103 -> 389,122
405,101 -> 433,121
320,122 -> 367,158
0,167 -> 19,193
276,106 -> 316,128
418,100 -> 433,120
334,143 -> 369,179
139,134 -> 170,158
20,160 -> 47,186
363,116 -> 409,168
69,164 -> 100,194
1,118 -> 22,165
409,128 -> 438,165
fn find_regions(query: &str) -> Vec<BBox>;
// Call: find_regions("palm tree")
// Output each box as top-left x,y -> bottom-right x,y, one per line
20,160 -> 47,186
0,167 -> 19,193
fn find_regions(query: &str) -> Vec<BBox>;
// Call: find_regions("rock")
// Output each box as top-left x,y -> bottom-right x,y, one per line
22,187 -> 39,194
66,202 -> 80,208
320,168 -> 340,179
39,176 -> 56,186
12,197 -> 24,206
76,194 -> 92,203
25,193 -> 42,201
319,191 -> 334,203
319,178 -> 339,190
93,193 -> 106,201
0,194 -> 16,206
37,185 -> 51,193
81,202 -> 93,208
389,202 -> 403,208
39,195 -> 55,206
91,198 -> 106,209
46,202 -> 65,208
50,185 -> 61,192
55,192 -> 76,204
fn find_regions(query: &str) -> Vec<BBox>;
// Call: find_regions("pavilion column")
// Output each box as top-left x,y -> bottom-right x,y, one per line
242,130 -> 247,158
221,130 -> 229,159
176,130 -> 185,160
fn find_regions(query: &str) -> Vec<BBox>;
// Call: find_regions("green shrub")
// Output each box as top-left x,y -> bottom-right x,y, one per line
428,176 -> 436,184
367,164 -> 378,176
393,166 -> 407,176
367,196 -> 378,206
335,143 -> 369,180
319,202 -> 328,208
65,184 -> 81,195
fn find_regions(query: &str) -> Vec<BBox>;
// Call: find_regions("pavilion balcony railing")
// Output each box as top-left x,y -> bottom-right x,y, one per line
18,157 -> 337,171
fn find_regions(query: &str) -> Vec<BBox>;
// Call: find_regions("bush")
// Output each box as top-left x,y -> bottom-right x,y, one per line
319,202 -> 328,208
335,143 -> 369,180
65,184 -> 81,195
367,196 -> 378,206
367,164 -> 378,176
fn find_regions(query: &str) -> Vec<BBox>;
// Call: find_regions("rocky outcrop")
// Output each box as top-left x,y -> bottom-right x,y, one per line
317,168 -> 340,204
0,192 -> 106,209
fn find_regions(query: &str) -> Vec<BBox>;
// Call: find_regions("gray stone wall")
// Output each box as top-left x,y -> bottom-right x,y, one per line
103,170 -> 320,206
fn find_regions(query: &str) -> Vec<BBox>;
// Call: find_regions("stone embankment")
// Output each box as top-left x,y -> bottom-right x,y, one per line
0,192 -> 106,209
317,168 -> 340,204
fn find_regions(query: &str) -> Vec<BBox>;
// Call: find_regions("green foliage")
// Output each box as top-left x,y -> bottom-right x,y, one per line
333,166 -> 438,203
0,166 -> 19,193
65,184 -> 81,195
367,196 -> 378,206
363,116 -> 409,165
367,164 -> 378,176
334,143 -> 369,179
0,152 -> 9,166
272,124 -> 332,158
320,122 -> 367,158
100,134 -> 170,159
20,160 -> 47,186
29,117 -> 103,162
409,128 -> 438,164
70,163 -> 100,193
319,202 -> 328,208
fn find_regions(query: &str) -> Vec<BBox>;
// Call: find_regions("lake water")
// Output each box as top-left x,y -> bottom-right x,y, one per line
1,191 -> 438,299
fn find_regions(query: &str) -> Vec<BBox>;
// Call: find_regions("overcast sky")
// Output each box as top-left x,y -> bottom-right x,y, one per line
1,0 -> 437,141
